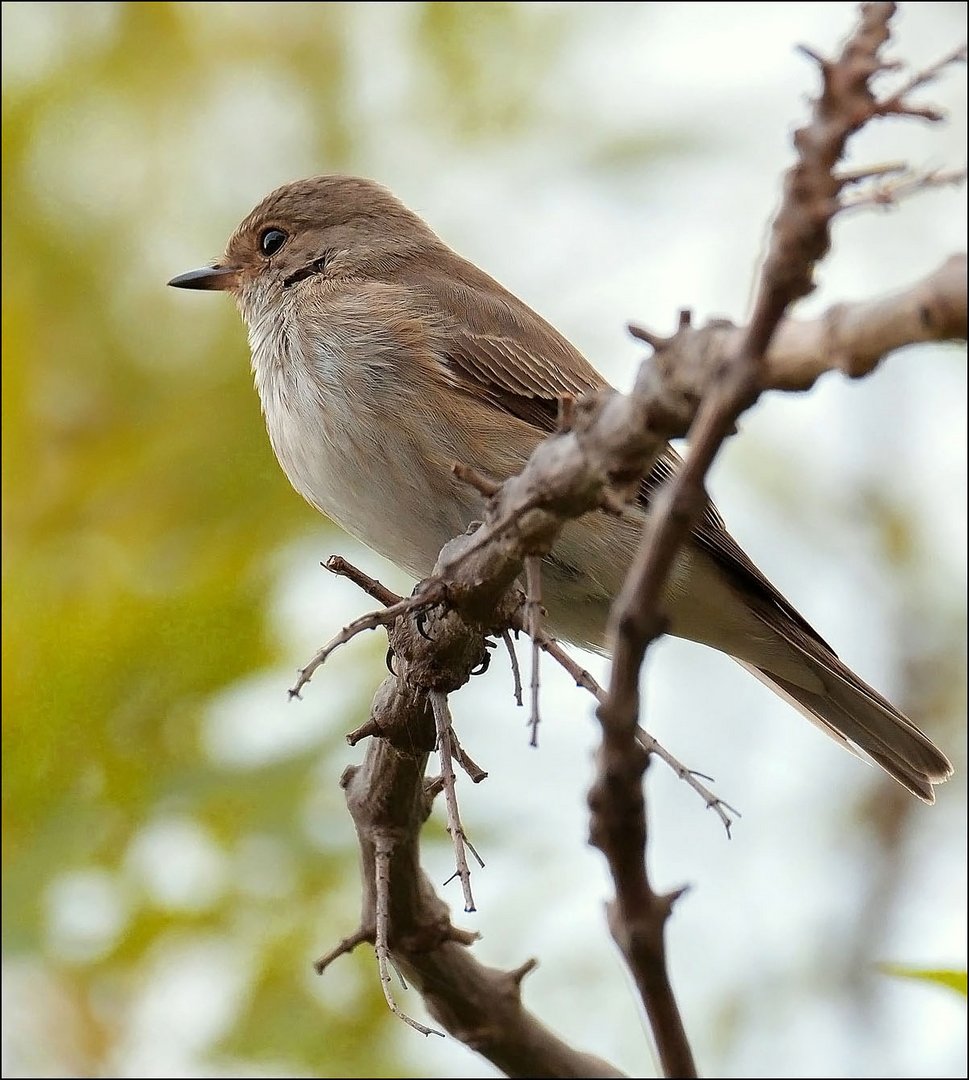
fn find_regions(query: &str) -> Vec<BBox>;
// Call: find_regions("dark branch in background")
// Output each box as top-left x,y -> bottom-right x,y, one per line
300,4 -> 966,1076
592,7 -> 963,1075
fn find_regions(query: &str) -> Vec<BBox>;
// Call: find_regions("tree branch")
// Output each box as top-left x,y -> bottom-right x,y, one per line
302,4 -> 966,1076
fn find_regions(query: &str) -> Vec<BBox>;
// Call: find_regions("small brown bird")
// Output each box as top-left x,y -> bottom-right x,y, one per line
169,174 -> 952,801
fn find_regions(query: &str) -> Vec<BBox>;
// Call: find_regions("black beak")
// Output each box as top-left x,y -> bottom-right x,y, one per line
167,264 -> 240,291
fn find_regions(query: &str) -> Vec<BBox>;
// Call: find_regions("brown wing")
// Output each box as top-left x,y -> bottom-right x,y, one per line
410,269 -> 833,650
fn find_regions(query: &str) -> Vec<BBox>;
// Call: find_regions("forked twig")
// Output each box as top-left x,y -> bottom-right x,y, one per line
289,581 -> 448,697
534,631 -> 739,834
876,42 -> 967,119
840,166 -> 967,211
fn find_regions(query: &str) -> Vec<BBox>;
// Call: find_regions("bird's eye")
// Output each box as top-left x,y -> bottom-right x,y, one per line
259,228 -> 288,257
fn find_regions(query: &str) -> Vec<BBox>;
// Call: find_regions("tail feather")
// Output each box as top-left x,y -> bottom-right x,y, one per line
738,658 -> 952,803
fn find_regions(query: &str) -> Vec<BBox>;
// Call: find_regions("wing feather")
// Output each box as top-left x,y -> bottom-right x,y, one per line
404,269 -> 833,650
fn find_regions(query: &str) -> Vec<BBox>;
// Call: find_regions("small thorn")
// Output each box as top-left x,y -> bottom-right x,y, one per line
508,958 -> 539,986
796,42 -> 827,68
628,323 -> 669,349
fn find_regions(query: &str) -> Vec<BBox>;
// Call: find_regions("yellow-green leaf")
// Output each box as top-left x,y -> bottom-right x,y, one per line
879,964 -> 968,998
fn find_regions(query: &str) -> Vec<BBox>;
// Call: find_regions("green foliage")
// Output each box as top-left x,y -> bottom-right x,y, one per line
0,3 -> 512,1075
6,2 -> 677,1073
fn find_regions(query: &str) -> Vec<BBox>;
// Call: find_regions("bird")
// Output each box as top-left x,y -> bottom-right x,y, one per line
168,174 -> 952,802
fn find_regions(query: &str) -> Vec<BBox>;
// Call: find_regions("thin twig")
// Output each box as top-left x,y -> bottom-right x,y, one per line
635,729 -> 740,837
524,557 -> 544,747
289,581 -> 447,697
314,927 -> 371,974
532,632 -> 605,701
451,727 -> 489,784
877,43 -> 967,119
324,555 -> 402,607
430,692 -> 477,911
373,837 -> 444,1037
834,159 -> 907,184
535,632 -> 738,833
502,629 -> 524,707
840,166 -> 967,211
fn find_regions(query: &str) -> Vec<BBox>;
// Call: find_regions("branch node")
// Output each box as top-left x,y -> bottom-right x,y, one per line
508,957 -> 540,988
324,555 -> 402,607
452,460 -> 501,497
627,322 -> 671,350
347,717 -> 382,746
314,927 -> 372,974
660,885 -> 691,916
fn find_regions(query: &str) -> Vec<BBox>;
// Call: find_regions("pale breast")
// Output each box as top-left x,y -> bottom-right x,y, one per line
245,286 -> 483,579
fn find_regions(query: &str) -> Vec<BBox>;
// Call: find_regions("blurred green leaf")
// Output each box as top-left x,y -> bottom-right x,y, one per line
879,964 -> 968,998
1,3 -> 590,1075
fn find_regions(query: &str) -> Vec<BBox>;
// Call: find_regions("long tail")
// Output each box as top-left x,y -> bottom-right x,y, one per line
738,655 -> 953,802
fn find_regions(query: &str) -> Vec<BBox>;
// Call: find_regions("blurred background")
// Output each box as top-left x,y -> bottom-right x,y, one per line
2,2 -> 966,1077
